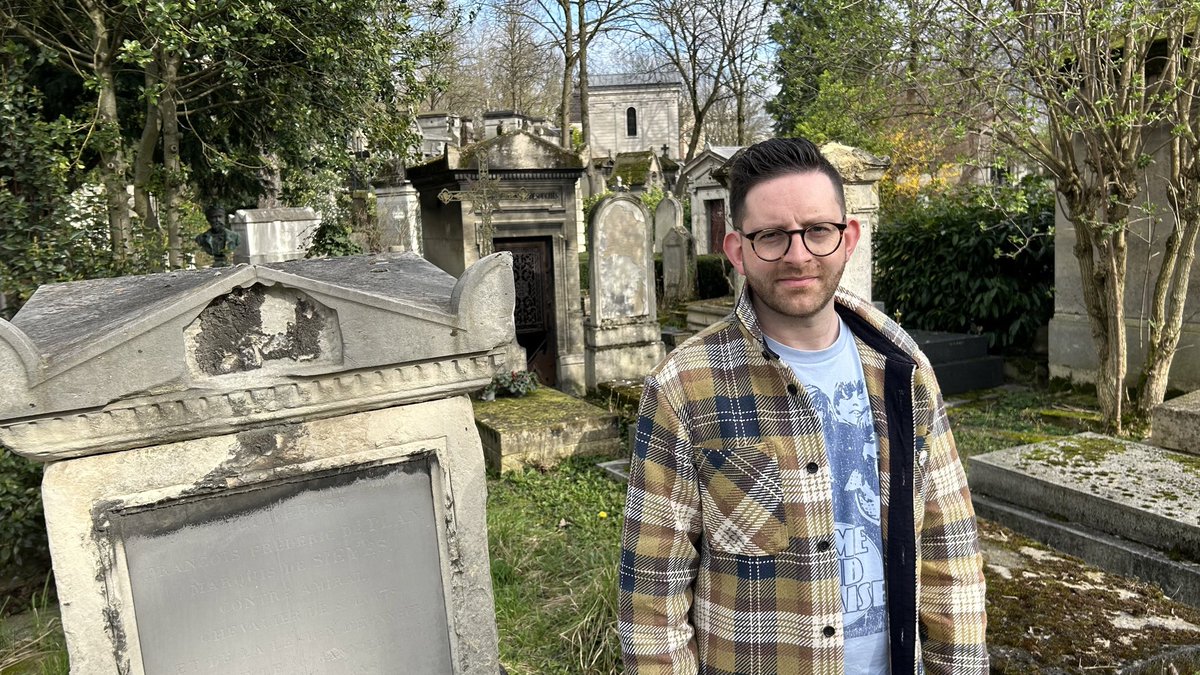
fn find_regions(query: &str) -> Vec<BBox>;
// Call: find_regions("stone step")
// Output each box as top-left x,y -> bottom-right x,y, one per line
1152,389 -> 1200,456
661,326 -> 696,349
685,298 -> 733,332
972,494 -> 1200,609
910,330 -> 990,363
930,355 -> 1006,396
968,433 -> 1200,563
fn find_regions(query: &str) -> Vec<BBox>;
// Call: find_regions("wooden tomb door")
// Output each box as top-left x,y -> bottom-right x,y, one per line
495,238 -> 558,386
706,199 -> 726,256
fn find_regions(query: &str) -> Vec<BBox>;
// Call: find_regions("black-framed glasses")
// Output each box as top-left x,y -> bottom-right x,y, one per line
742,222 -> 847,261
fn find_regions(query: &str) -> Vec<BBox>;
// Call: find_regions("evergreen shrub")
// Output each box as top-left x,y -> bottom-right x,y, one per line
874,177 -> 1054,350
696,255 -> 732,299
0,447 -> 48,571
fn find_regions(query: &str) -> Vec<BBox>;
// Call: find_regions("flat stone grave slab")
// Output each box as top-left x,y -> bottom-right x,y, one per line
969,432 -> 1200,606
1152,389 -> 1200,456
474,387 -> 620,472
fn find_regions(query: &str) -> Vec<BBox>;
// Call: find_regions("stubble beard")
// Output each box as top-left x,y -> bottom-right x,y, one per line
745,261 -> 846,322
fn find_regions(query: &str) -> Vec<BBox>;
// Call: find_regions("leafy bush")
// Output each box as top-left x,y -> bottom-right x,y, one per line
874,177 -> 1054,350
0,446 -> 48,571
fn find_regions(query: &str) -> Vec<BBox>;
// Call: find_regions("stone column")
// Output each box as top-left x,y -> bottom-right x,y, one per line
374,183 -> 423,254
820,142 -> 890,303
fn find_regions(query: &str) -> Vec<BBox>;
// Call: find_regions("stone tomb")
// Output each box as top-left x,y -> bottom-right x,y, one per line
0,252 -> 514,674
585,194 -> 666,388
231,206 -> 321,264
969,433 -> 1200,607
408,131 -> 587,394
1152,389 -> 1200,455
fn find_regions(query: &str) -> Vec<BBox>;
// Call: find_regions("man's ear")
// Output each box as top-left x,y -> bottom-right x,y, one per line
842,219 -> 862,258
722,230 -> 746,275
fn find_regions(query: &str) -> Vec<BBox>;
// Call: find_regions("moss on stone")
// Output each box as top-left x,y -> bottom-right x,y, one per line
1167,450 -> 1200,477
474,387 -> 613,431
1021,435 -> 1127,467
980,518 -> 1200,670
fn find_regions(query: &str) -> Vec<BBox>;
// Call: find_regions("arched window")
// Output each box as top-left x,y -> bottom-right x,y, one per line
626,107 -> 638,137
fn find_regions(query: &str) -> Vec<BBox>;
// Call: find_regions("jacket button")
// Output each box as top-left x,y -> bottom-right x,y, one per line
806,462 -> 819,474
823,626 -> 835,637
787,383 -> 798,395
817,540 -> 831,552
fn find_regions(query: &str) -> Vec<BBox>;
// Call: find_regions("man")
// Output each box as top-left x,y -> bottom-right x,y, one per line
618,138 -> 987,674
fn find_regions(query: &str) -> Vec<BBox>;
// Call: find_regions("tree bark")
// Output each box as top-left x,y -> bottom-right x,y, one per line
557,0 -> 576,149
159,54 -> 184,269
133,56 -> 162,246
86,0 -> 131,261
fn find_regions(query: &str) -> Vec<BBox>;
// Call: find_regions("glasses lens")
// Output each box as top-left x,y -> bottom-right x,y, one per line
803,223 -> 842,256
751,229 -> 789,261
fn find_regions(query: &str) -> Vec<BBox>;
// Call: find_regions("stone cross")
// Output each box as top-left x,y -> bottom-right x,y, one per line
438,158 -> 530,256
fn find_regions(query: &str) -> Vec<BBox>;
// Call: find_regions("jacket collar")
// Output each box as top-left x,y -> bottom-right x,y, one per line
732,283 -> 925,367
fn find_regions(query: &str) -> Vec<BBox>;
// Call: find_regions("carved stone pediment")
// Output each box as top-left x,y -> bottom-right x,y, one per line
0,252 -> 515,460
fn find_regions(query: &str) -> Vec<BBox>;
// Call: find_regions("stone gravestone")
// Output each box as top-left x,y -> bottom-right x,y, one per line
662,226 -> 696,306
0,252 -> 512,674
230,206 -> 321,265
585,194 -> 666,388
653,193 -> 683,254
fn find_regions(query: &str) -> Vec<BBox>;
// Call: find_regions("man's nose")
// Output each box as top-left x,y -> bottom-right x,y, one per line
781,231 -> 816,264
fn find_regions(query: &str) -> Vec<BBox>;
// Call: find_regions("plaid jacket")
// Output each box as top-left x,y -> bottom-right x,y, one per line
618,287 -> 988,675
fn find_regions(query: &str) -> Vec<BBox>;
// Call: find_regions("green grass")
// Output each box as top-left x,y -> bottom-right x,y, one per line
0,582 -> 66,675
488,455 -> 627,675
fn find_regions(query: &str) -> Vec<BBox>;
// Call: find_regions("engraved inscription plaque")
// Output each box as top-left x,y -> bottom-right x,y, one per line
114,456 -> 452,674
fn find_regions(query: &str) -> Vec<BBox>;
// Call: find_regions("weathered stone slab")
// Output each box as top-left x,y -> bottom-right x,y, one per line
973,494 -> 1200,608
231,207 -> 321,264
969,433 -> 1200,603
584,194 -> 666,388
662,227 -> 696,307
1152,389 -> 1200,456
474,387 -> 620,472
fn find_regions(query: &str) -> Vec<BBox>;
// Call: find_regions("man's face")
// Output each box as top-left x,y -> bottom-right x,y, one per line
723,171 -> 860,328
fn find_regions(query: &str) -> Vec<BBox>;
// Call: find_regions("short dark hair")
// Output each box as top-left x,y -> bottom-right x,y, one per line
727,138 -> 845,231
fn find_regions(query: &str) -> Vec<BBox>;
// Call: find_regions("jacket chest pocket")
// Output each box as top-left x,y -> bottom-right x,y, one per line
695,441 -> 790,556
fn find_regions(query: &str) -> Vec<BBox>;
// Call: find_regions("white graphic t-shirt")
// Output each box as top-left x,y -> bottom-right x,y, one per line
766,320 -> 890,674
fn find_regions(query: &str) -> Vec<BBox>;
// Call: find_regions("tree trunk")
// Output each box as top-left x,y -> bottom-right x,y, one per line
735,84 -> 747,146
578,1 -> 601,192
1137,178 -> 1200,419
1069,199 -> 1119,430
87,2 -> 131,261
1095,231 -> 1128,433
558,1 -> 576,149
133,57 -> 162,248
160,55 -> 184,269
